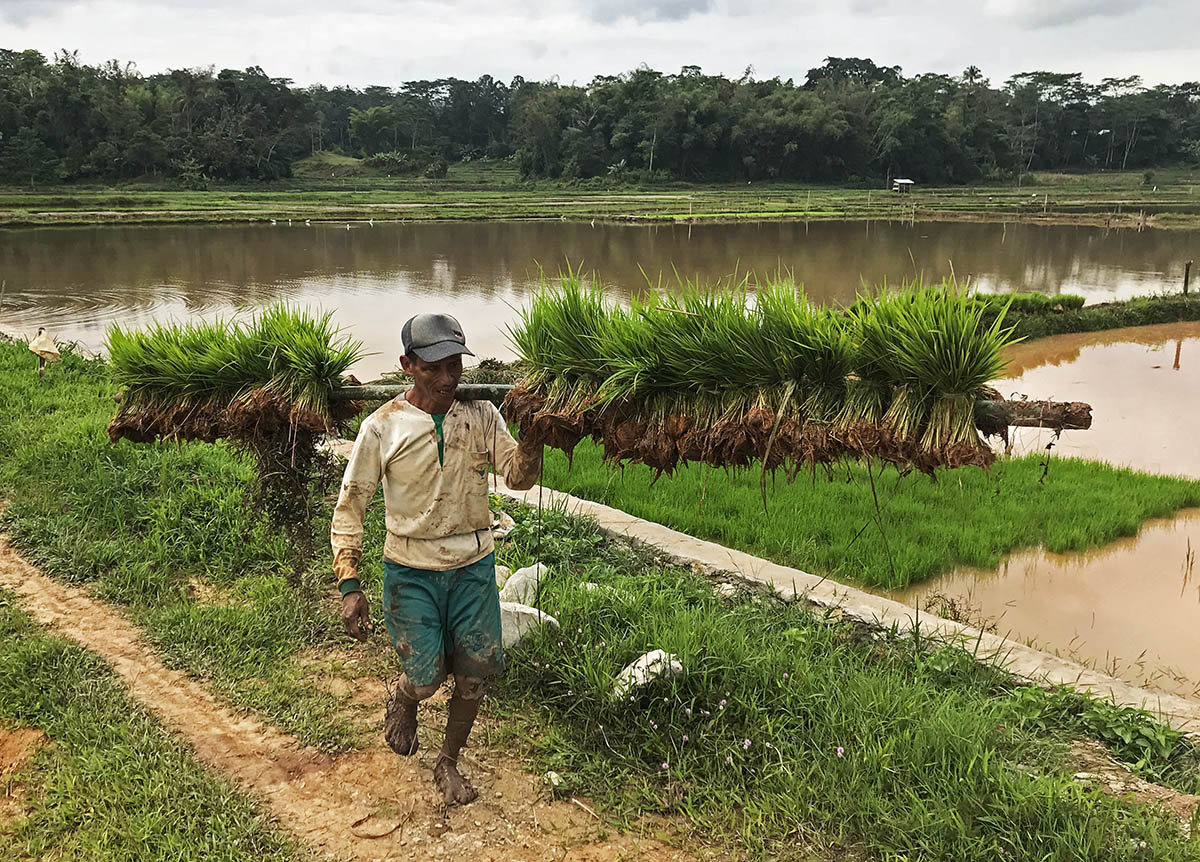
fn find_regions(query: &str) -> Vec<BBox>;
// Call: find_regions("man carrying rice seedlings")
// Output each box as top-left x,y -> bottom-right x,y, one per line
331,312 -> 543,805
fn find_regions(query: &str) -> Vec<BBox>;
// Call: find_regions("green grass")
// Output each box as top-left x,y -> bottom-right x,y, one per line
0,339 -> 360,749
1,166 -> 1198,227
539,440 -> 1200,589
492,506 -> 1200,860
0,590 -> 300,862
997,292 -> 1200,341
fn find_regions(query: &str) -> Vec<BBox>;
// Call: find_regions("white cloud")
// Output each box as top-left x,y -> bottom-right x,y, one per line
1,0 -> 1196,87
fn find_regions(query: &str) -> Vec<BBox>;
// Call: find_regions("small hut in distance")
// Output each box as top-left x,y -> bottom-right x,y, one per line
891,178 -> 916,194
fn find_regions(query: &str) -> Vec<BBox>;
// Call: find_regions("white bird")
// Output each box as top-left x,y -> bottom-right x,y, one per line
287,219 -> 292,225
368,218 -> 374,227
346,223 -> 351,230
269,218 -> 277,225
305,219 -> 311,226
29,327 -> 61,377
590,219 -> 595,228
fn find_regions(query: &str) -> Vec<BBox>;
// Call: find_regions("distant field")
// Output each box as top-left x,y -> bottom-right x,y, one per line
1,159 -> 1198,228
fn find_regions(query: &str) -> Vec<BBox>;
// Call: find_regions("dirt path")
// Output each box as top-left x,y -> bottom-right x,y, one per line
0,540 -> 698,861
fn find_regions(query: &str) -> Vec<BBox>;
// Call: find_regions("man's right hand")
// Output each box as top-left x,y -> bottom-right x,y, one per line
342,590 -> 371,642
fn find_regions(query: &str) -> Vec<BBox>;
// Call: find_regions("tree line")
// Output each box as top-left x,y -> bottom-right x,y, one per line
2,49 -> 1198,186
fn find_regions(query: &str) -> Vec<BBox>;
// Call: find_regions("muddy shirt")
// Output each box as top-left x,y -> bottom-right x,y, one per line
330,395 -> 541,587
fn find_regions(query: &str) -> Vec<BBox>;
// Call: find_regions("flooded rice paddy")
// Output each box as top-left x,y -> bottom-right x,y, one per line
1,219 -> 1195,379
898,322 -> 1200,696
3,218 -> 1200,694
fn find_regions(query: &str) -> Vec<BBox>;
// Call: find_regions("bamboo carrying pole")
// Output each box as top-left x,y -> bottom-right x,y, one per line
332,384 -> 1094,431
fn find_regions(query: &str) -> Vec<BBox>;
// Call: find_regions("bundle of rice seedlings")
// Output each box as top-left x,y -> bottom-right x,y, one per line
108,303 -> 363,442
106,304 -> 365,581
506,273 -> 1019,477
504,272 -> 614,456
893,285 -> 1017,467
835,293 -> 898,452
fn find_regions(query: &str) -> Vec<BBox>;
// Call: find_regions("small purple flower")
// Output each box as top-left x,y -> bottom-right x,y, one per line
557,641 -> 564,648
566,690 -> 574,696
719,699 -> 726,709
599,641 -> 606,648
782,673 -> 789,680
725,755 -> 733,765
533,661 -> 540,667
661,762 -> 669,771
682,734 -> 689,743
743,738 -> 752,749
685,707 -> 692,715
836,746 -> 845,758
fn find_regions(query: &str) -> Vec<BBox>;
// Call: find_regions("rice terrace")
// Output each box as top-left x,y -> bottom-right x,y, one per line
4,32 -> 1200,862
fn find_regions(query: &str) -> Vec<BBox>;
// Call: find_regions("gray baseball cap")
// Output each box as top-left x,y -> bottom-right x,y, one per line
401,313 -> 475,363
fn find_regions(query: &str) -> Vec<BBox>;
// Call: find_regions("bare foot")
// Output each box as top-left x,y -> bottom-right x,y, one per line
434,755 -> 478,805
383,691 -> 418,756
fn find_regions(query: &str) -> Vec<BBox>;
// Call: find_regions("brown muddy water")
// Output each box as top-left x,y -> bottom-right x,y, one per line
895,322 -> 1200,697
1,219 -> 1196,378
892,510 -> 1200,697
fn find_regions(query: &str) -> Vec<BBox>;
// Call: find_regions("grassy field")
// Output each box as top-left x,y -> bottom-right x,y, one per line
1,160 -> 1198,228
0,591 -> 299,862
2,338 -> 1200,857
539,440 -> 1200,589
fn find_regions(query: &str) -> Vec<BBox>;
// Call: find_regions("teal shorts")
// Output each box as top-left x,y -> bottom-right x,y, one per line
381,552 -> 506,687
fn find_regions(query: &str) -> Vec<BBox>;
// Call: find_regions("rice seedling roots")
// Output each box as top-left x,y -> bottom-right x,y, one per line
504,384 -> 995,477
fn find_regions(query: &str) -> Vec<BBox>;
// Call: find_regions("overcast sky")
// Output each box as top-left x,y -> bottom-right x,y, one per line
1,0 -> 1197,89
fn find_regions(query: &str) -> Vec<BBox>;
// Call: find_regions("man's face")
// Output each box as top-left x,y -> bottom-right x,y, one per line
401,353 -> 463,403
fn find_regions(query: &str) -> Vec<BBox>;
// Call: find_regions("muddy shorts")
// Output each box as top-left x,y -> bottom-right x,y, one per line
381,552 -> 505,686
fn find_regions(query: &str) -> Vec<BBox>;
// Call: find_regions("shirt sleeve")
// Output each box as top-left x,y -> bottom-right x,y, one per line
330,418 -> 384,590
481,401 -> 542,491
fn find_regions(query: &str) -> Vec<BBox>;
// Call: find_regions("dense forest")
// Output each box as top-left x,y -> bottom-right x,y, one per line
2,49 -> 1198,186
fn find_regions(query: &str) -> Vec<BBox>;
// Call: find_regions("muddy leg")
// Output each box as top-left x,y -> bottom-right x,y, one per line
385,674 -> 440,756
433,676 -> 484,805
37,358 -> 45,378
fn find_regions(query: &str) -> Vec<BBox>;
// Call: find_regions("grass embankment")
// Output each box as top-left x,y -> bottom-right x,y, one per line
998,291 -> 1200,341
1,164 -> 1197,228
540,442 -> 1200,589
2,339 -> 1200,857
0,591 -> 298,862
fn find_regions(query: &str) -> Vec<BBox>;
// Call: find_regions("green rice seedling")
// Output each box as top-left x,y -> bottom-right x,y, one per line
837,292 -> 897,431
891,281 -> 1018,462
506,270 -> 613,412
598,281 -> 777,422
756,283 -> 852,421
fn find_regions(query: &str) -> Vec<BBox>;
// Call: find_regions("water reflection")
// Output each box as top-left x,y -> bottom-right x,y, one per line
1,220 -> 1195,378
998,321 -> 1200,479
892,511 -> 1200,698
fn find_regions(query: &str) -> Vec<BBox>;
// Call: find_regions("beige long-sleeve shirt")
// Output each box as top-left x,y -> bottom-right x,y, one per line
330,394 -> 541,585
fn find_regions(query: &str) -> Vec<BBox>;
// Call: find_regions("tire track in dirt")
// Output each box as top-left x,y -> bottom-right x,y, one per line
0,540 -> 697,862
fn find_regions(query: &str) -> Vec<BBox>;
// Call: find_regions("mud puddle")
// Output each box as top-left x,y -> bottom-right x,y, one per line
893,509 -> 1200,697
997,320 -> 1200,479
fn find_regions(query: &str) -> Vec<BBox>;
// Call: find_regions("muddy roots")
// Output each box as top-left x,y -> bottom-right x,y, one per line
504,382 -> 996,478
